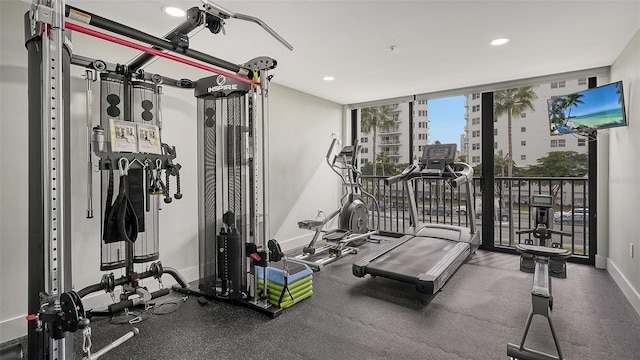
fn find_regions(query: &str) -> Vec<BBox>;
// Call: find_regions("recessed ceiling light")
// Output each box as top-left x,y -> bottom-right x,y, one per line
490,37 -> 510,46
323,76 -> 335,81
163,6 -> 185,17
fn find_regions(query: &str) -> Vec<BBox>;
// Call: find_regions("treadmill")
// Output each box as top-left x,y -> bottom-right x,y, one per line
352,143 -> 479,294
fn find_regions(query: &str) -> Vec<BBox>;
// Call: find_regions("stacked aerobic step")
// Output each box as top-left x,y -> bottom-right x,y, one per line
257,260 -> 313,309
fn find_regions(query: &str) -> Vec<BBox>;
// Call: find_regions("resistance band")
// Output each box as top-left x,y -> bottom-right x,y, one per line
64,22 -> 259,86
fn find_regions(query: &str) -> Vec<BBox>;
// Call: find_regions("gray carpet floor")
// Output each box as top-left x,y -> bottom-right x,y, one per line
7,245 -> 640,359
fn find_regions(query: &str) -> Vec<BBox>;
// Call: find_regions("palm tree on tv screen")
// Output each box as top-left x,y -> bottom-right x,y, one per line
560,93 -> 585,123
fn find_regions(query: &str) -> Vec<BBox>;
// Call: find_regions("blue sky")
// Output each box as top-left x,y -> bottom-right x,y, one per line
567,82 -> 621,117
427,95 -> 466,147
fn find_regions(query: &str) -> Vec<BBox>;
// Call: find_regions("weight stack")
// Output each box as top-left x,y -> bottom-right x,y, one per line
130,81 -> 159,263
217,226 -> 243,299
99,73 -> 128,270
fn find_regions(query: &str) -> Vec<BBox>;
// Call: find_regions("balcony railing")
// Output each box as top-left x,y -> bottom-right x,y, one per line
379,127 -> 401,134
361,176 -> 590,259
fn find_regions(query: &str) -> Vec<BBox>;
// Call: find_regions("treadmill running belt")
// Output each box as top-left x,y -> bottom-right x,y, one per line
364,237 -> 470,294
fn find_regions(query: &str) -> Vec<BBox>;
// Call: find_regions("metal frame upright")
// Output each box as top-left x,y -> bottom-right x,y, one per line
25,1 -> 72,358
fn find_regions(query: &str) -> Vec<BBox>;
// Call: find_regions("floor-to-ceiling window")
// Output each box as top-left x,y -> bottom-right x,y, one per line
351,72 -> 598,261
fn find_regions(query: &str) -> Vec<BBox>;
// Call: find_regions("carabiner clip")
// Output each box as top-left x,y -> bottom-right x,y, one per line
118,158 -> 130,176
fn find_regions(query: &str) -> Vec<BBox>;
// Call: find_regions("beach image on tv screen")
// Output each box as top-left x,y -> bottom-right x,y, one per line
548,82 -> 625,135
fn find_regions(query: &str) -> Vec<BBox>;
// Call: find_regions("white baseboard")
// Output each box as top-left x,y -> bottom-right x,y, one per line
607,258 -> 640,316
595,254 -> 608,269
0,315 -> 27,343
279,233 -> 312,252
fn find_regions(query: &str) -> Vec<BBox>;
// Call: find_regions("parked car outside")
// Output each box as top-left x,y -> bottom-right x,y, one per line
455,206 -> 467,216
555,208 -> 589,226
423,205 -> 452,216
391,202 -> 407,211
370,201 -> 386,211
476,207 -> 511,221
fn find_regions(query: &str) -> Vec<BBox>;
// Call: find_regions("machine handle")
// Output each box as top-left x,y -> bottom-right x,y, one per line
326,138 -> 337,162
201,0 -> 294,51
108,299 -> 135,314
516,228 -> 570,237
351,139 -> 359,168
516,229 -> 535,235
385,164 -> 417,185
549,229 -> 572,237
107,288 -> 170,313
385,174 -> 403,185
450,175 -> 466,188
85,328 -> 139,360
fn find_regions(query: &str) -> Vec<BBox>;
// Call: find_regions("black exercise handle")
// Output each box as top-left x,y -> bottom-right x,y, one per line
516,229 -> 535,235
385,164 -> 417,185
107,288 -> 170,314
108,298 -> 135,314
351,139 -> 359,168
326,138 -> 337,162
445,164 -> 466,188
450,175 -> 466,188
385,173 -> 404,185
174,171 -> 182,199
549,229 -> 572,237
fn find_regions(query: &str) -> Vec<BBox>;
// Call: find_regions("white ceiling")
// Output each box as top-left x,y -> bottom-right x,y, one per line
65,0 -> 640,105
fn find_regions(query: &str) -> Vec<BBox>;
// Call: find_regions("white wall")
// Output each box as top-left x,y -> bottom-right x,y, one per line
1,0 -> 32,344
0,0 -> 343,342
269,84 -> 344,248
607,27 -> 640,315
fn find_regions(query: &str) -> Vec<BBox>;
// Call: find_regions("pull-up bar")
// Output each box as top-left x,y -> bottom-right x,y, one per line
65,22 -> 259,86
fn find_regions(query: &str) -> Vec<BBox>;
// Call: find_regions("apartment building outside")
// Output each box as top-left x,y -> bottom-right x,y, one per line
359,100 -> 430,166
462,78 -> 590,169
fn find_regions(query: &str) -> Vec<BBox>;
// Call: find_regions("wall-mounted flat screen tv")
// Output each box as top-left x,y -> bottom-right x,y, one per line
548,81 -> 626,135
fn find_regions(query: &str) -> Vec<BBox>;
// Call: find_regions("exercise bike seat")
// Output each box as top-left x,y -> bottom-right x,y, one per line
298,220 -> 324,231
516,244 -> 571,259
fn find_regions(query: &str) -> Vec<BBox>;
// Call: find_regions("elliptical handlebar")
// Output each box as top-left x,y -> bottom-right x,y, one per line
351,139 -> 359,168
326,138 -> 338,165
325,138 -> 348,187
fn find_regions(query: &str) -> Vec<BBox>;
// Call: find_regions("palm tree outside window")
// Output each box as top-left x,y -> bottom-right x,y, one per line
494,87 -> 538,177
361,105 -> 397,198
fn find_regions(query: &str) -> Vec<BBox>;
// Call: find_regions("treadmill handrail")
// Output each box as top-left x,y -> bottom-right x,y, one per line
385,164 -> 416,185
390,162 -> 476,235
385,162 -> 474,183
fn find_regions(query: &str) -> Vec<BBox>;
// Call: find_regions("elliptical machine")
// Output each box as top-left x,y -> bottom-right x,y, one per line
507,194 -> 572,360
295,138 -> 378,270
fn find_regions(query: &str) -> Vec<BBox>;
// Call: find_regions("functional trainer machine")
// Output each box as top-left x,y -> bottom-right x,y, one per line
172,64 -> 287,317
353,143 -> 479,294
295,138 -> 378,270
507,195 -> 571,360
25,0 -> 292,358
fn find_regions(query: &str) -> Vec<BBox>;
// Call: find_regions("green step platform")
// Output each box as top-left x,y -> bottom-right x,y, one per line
257,260 -> 313,309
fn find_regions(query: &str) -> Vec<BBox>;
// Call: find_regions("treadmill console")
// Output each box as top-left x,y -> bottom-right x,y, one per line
419,143 -> 457,175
